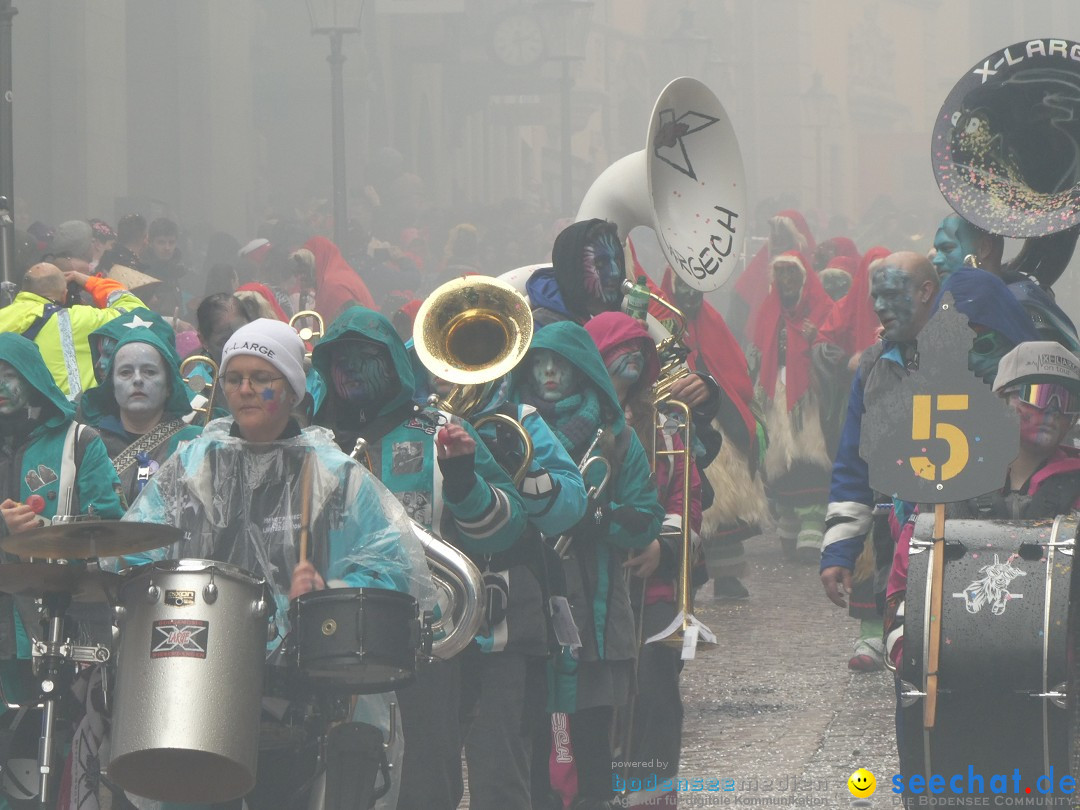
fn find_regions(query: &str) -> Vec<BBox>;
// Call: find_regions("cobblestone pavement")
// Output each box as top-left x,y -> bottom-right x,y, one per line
678,535 -> 900,809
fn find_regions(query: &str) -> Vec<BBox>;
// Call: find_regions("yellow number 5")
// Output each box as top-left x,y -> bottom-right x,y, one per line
910,394 -> 969,481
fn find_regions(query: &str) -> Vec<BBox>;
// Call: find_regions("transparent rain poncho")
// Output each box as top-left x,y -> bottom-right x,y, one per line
120,418 -> 437,649
116,418 -> 435,810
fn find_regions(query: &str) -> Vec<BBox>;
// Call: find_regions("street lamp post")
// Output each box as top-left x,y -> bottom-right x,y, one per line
537,0 -> 594,216
0,0 -> 17,296
306,0 -> 362,249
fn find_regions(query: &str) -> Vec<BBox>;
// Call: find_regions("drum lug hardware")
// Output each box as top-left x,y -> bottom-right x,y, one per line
1033,688 -> 1068,710
898,679 -> 925,707
146,584 -> 160,603
266,618 -> 277,643
253,598 -> 268,618
204,582 -> 218,605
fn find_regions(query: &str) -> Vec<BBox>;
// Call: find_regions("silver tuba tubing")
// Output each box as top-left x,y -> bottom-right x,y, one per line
411,520 -> 485,661
350,438 -> 483,660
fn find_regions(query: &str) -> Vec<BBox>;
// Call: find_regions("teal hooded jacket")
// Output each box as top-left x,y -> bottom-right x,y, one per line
512,322 -> 661,707
313,305 -> 526,558
0,333 -> 125,659
81,324 -> 202,503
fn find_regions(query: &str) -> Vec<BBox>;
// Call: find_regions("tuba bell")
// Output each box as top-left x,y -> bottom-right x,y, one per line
932,38 -> 1080,288
413,276 -> 536,484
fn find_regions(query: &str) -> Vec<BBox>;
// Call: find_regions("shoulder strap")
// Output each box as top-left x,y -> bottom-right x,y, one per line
111,419 -> 187,477
20,304 -> 62,342
54,422 -> 81,517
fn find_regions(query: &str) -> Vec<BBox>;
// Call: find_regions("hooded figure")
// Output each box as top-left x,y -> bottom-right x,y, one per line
407,345 -> 588,810
512,320 -> 662,808
0,334 -> 125,658
751,250 -> 834,563
303,236 -> 376,324
733,209 -> 816,340
584,312 -> 701,805
81,324 -> 202,504
313,305 -> 527,810
525,219 -> 625,326
85,307 -> 178,386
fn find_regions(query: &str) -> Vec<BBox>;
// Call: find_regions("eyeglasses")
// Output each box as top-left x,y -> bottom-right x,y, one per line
1007,383 -> 1080,415
221,373 -> 284,394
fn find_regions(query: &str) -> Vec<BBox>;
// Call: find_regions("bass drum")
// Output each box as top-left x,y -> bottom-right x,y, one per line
900,515 -> 1077,788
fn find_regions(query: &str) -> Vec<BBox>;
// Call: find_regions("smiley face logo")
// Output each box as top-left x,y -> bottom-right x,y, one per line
847,768 -> 876,797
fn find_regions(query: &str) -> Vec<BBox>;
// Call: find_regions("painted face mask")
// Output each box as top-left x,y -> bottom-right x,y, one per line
94,336 -> 119,384
113,342 -> 169,419
330,339 -> 396,407
605,345 -> 645,388
931,215 -> 972,280
582,229 -> 624,313
672,276 -> 704,319
0,361 -> 30,417
772,262 -> 804,310
530,349 -> 577,403
871,265 -> 918,342
968,329 -> 1011,384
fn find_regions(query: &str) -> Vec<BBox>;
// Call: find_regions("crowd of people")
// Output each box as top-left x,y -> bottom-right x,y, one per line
0,195 -> 1075,810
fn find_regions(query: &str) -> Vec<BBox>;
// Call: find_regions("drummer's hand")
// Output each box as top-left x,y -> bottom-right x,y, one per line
289,560 -> 325,600
0,499 -> 43,534
623,540 -> 662,579
668,374 -> 708,409
820,565 -> 852,608
436,423 -> 475,459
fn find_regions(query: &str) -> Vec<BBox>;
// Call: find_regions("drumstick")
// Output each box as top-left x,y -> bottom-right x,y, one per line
923,502 -> 946,728
298,454 -> 314,564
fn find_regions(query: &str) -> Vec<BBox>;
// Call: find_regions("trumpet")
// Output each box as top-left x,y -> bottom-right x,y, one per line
179,354 -> 219,426
349,438 -> 484,661
289,310 -> 325,359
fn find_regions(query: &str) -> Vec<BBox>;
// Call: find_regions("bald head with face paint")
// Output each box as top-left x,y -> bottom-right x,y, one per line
870,252 -> 940,343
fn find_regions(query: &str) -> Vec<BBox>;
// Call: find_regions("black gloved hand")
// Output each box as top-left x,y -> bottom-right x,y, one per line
438,451 -> 477,502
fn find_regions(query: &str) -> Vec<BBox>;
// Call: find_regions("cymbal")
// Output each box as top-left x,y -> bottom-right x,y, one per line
0,521 -> 181,561
0,563 -> 122,603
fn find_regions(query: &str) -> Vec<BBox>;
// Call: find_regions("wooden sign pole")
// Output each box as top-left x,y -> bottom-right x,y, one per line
923,502 -> 946,728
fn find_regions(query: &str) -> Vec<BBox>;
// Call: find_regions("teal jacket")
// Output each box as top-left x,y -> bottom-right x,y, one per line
0,333 -> 125,659
313,306 -> 527,559
82,323 -> 202,503
512,322 -> 662,709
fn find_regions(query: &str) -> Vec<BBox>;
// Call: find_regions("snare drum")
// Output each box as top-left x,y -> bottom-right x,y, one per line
900,515 -> 1077,785
109,559 -> 272,804
289,587 -> 422,694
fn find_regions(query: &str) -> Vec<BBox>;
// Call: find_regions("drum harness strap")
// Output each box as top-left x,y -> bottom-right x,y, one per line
110,419 -> 187,485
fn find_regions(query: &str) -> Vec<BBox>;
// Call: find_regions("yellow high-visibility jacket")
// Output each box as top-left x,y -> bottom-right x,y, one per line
0,276 -> 145,397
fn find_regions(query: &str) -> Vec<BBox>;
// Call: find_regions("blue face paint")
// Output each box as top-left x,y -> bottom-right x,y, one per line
931,215 -> 975,280
870,265 -> 918,342
583,231 -> 623,312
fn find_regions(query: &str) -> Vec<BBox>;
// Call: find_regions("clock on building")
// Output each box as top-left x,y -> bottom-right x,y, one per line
490,12 -> 545,68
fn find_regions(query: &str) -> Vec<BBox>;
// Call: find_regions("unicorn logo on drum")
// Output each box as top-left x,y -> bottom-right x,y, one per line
953,554 -> 1026,615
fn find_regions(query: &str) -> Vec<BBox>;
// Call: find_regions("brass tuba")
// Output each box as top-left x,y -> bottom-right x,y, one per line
413,276 -> 536,483
932,38 -> 1080,288
350,438 -> 483,661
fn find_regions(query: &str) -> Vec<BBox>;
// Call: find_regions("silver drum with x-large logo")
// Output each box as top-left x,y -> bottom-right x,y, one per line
109,559 -> 272,804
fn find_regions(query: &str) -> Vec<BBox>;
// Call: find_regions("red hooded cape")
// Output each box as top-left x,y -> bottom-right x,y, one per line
306,236 -> 376,324
734,209 -> 816,340
816,245 -> 890,355
752,250 -> 832,411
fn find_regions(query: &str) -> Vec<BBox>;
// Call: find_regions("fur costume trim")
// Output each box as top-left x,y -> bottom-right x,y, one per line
701,424 -> 769,539
761,382 -> 831,482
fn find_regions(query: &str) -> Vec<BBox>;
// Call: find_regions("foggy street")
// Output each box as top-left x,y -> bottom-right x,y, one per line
677,536 -> 899,809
